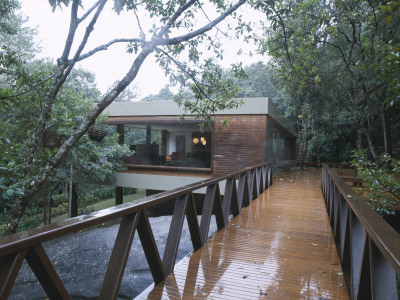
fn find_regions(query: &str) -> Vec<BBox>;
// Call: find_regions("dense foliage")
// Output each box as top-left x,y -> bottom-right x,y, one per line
254,0 -> 400,165
352,151 -> 400,216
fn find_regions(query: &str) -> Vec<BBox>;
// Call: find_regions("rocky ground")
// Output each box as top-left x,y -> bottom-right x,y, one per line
10,216 -> 217,300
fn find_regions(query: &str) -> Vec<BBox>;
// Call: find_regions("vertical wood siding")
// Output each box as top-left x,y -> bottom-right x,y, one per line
212,115 -> 267,174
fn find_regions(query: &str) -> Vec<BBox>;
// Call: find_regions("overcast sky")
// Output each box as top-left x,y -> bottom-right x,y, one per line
20,0 -> 265,99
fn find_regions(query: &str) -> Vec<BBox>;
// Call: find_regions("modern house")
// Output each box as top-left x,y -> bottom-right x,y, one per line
103,98 -> 297,193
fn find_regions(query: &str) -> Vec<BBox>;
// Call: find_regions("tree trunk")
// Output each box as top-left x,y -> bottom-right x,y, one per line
316,132 -> 320,166
43,180 -> 48,225
68,161 -> 73,218
362,124 -> 382,167
356,125 -> 362,153
380,103 -> 392,156
49,197 -> 53,224
300,128 -> 309,169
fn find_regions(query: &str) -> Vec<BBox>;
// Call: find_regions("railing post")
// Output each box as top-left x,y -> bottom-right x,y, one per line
268,164 -> 272,187
163,194 -> 189,275
256,167 -> 263,195
222,177 -> 239,224
328,178 -> 334,218
200,184 -> 225,244
369,237 -> 399,300
333,186 -> 340,238
25,245 -> 70,300
0,250 -> 27,299
185,193 -> 202,251
339,198 -> 351,273
137,210 -> 166,284
262,165 -> 267,191
248,170 -> 258,201
99,212 -> 140,300
237,173 -> 249,208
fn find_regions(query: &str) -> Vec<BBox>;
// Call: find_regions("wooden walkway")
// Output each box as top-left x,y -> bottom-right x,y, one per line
137,168 -> 350,299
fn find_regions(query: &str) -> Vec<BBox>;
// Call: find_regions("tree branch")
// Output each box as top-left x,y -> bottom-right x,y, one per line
60,0 -> 80,62
77,38 -> 146,61
77,0 -> 103,24
0,71 -> 56,100
270,5 -> 296,73
157,0 -> 197,38
196,0 -> 228,37
133,4 -> 146,39
155,47 -> 213,102
24,0 -> 108,172
158,0 -> 246,45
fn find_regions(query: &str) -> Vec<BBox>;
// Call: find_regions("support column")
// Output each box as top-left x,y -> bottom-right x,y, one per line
116,124 -> 124,145
116,187 -> 123,206
146,125 -> 151,144
161,130 -> 168,156
71,183 -> 78,218
116,124 -> 125,206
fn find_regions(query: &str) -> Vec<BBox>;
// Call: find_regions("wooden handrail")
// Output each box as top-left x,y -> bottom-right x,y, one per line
0,161 -> 274,300
321,164 -> 400,299
298,162 -> 353,168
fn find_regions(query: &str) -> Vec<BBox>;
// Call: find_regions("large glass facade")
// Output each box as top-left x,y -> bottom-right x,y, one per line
267,124 -> 295,164
121,123 -> 212,170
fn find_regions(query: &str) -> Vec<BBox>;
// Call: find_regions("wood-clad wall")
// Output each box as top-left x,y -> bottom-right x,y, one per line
212,115 -> 267,174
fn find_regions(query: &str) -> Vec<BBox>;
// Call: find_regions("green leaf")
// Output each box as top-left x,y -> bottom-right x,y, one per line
114,0 -> 126,14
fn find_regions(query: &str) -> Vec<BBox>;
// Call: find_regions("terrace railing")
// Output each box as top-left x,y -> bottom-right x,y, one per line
322,164 -> 400,300
0,162 -> 273,300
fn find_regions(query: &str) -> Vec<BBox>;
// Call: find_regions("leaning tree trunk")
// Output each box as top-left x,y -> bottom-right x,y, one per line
362,124 -> 382,167
300,128 -> 308,170
356,126 -> 363,153
380,102 -> 392,156
2,0 -> 247,236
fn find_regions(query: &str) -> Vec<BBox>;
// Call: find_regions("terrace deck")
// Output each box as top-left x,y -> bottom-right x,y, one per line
138,168 -> 350,299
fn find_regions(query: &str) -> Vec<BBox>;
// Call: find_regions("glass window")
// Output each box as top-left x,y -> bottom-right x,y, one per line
121,123 -> 212,170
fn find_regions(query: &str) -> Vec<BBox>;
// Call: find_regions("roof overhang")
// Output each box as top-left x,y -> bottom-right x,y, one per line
103,97 -> 297,137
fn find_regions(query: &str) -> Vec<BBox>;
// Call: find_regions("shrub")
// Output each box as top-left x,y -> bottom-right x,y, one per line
352,150 -> 400,216
18,214 -> 42,232
51,203 -> 68,217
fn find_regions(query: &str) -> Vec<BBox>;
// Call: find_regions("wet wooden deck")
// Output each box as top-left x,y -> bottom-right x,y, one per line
137,168 -> 350,299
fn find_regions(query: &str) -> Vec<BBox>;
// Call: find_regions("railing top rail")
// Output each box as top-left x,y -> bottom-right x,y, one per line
298,162 -> 353,168
0,161 -> 273,257
322,163 -> 400,274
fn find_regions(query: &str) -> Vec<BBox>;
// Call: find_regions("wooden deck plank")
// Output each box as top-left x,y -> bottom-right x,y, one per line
137,168 -> 350,299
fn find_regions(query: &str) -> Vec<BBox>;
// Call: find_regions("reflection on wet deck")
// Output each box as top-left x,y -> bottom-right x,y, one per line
139,168 -> 350,299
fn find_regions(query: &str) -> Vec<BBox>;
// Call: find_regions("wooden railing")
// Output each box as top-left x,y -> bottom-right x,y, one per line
0,162 -> 273,300
322,164 -> 400,300
298,162 -> 352,168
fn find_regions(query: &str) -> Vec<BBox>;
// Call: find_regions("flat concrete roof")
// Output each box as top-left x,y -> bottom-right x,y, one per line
104,97 -> 296,137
